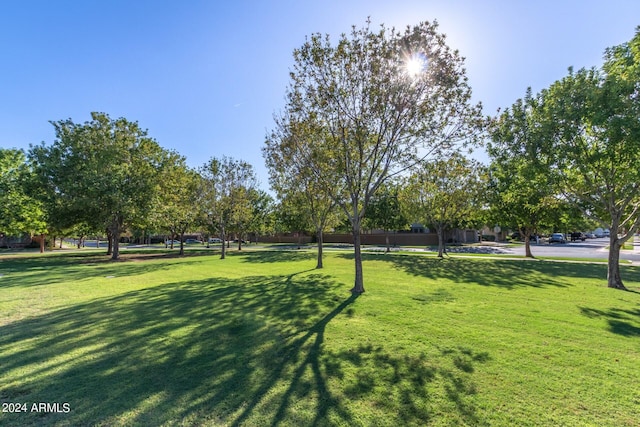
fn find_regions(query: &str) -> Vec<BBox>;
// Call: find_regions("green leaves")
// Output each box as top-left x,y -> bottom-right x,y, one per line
274,20 -> 482,289
486,89 -> 560,240
0,148 -> 47,238
28,112 -> 169,258
199,156 -> 258,256
490,29 -> 640,286
402,153 -> 484,230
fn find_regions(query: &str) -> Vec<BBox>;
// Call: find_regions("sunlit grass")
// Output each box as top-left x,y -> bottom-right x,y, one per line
0,250 -> 639,426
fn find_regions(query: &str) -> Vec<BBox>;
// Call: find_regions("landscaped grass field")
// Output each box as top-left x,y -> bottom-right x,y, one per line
1,249 -> 639,426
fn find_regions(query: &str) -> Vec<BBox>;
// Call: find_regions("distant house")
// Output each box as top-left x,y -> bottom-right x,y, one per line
409,223 -> 479,243
0,233 -> 33,248
410,223 -> 427,233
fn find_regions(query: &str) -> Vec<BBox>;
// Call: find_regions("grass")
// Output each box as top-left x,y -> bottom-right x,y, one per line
1,249 -> 639,426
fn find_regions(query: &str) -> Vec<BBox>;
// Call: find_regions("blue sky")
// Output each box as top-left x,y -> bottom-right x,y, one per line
2,1 -> 639,189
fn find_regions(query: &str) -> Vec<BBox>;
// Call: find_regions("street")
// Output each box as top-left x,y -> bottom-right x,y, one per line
508,237 -> 640,263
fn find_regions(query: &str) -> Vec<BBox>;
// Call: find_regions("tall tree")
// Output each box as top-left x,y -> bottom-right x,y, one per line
199,156 -> 257,259
246,189 -> 275,244
363,184 -> 407,253
279,20 -> 482,293
0,148 -> 47,249
487,89 -> 560,257
264,117 -> 339,268
401,154 -> 484,258
542,28 -> 640,290
275,192 -> 314,248
29,112 -> 168,260
157,153 -> 200,256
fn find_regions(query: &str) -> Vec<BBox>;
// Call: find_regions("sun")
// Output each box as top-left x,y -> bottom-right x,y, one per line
405,54 -> 427,78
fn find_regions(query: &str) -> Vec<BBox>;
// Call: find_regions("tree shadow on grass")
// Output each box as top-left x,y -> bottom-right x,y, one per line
0,263 -> 492,426
0,270 -> 350,426
322,344 -> 490,426
579,306 -> 640,337
231,250 -> 316,264
340,252 -> 637,290
230,294 -> 359,427
0,252 -> 210,289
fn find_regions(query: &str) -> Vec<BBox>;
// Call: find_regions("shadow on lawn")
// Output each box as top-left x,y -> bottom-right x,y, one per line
579,306 -> 640,337
0,267 -> 488,426
0,252 -> 214,289
231,249 -> 316,264
342,252 -> 639,289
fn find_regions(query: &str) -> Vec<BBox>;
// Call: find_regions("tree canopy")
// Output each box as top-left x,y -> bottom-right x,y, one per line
29,112 -> 169,260
264,115 -> 340,268
275,19 -> 482,293
0,148 -> 47,244
401,153 -> 484,258
487,89 -> 560,257
199,156 -> 257,259
540,28 -> 640,289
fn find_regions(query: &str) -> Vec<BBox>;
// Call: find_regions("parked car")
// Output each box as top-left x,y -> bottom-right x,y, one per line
208,237 -> 222,243
185,239 -> 201,244
585,232 -> 596,239
570,232 -> 586,242
510,232 -> 538,241
165,239 -> 181,245
549,233 -> 566,244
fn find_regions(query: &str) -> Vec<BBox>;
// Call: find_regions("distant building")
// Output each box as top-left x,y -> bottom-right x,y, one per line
410,223 -> 427,233
0,233 -> 32,248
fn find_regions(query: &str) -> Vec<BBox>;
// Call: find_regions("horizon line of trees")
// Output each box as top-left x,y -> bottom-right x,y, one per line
2,22 -> 639,291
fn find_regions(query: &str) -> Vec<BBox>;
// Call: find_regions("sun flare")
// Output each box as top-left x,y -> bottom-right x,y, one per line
405,54 -> 426,77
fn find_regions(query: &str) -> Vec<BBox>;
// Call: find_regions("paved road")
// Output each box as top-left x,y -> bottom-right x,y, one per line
62,237 -> 640,264
508,237 -> 640,263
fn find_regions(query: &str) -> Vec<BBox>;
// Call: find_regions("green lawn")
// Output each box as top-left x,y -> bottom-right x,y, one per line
1,249 -> 639,426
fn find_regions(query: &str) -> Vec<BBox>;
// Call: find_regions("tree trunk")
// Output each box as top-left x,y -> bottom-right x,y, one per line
238,238 -> 242,251
109,219 -> 122,261
316,228 -> 324,269
39,234 -> 45,253
524,238 -> 533,258
111,231 -> 120,261
111,233 -> 119,260
607,234 -> 627,290
106,230 -> 113,256
179,231 -> 185,256
220,228 -> 226,259
385,230 -> 390,253
437,225 -> 445,258
351,220 -> 365,294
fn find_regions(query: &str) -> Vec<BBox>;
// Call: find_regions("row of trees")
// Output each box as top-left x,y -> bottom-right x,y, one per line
487,28 -> 640,290
1,112 -> 273,260
2,21 -> 638,292
264,21 -> 640,292
264,20 -> 483,293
